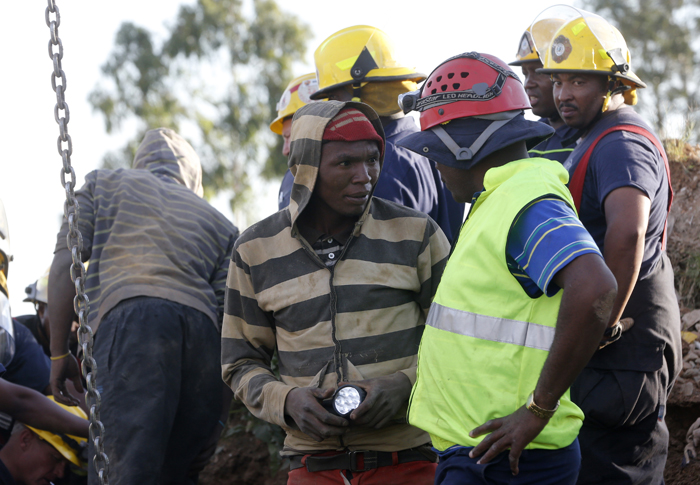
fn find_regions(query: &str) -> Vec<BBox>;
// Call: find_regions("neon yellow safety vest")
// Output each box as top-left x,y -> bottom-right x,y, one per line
408,157 -> 584,451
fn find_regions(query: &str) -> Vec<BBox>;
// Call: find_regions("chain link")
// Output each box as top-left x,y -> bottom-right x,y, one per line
46,2 -> 109,482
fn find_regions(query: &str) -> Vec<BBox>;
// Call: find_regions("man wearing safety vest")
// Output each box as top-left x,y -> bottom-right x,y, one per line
309,25 -> 464,243
509,19 -> 578,164
270,73 -> 320,210
397,52 -> 618,484
536,7 -> 682,483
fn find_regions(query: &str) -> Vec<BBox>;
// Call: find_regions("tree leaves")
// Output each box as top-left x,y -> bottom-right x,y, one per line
89,0 -> 310,211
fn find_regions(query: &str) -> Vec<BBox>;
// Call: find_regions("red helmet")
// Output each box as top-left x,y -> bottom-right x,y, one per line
399,52 -> 531,130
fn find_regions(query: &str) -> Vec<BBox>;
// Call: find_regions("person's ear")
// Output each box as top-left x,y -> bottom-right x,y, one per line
19,429 -> 34,450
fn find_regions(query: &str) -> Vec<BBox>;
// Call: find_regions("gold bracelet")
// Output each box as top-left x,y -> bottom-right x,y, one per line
525,392 -> 559,419
50,352 -> 71,361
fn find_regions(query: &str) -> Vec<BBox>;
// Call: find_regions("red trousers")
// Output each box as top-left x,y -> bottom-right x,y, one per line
287,457 -> 436,485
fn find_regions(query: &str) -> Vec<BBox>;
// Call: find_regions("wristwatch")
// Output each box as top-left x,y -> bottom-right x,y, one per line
526,392 -> 559,419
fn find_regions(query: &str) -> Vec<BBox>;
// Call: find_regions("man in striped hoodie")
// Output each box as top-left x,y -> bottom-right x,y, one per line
222,100 -> 451,484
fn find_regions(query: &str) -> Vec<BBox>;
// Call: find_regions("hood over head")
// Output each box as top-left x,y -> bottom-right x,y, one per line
286,100 -> 385,225
132,128 -> 204,197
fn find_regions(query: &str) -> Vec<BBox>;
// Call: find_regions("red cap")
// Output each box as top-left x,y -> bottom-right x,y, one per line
323,108 -> 385,157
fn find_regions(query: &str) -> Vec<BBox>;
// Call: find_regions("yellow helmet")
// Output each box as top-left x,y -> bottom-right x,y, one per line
0,199 -> 11,287
509,18 -> 569,66
269,73 -> 319,135
537,6 -> 645,89
26,396 -> 88,467
311,25 -> 425,101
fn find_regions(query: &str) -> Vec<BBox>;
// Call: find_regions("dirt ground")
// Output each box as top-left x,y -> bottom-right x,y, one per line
198,410 -> 288,485
200,143 -> 700,484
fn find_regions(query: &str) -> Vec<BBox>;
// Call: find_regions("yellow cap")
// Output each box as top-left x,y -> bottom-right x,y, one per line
269,73 -> 319,135
311,25 -> 425,100
27,396 -> 88,467
538,7 -> 645,88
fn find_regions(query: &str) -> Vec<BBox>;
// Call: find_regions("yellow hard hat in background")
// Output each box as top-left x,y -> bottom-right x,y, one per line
311,25 -> 425,100
269,73 -> 319,135
537,6 -> 645,88
26,396 -> 88,467
509,18 -> 569,66
0,198 -> 11,287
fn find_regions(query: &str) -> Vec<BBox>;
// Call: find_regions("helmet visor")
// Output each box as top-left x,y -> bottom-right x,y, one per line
0,291 -> 15,367
530,6 -> 607,57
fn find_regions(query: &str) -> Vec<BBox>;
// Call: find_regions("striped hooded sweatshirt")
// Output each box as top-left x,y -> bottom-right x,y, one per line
221,101 -> 451,454
55,128 -> 238,332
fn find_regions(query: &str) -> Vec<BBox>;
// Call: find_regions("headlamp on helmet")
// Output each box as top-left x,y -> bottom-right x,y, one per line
397,52 -> 554,170
399,52 -> 530,130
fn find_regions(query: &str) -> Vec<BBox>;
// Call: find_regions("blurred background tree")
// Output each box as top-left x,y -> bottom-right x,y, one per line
89,0 -> 310,211
580,0 -> 700,140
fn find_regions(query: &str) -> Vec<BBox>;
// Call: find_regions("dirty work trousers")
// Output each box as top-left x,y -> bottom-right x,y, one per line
433,440 -> 580,485
572,254 -> 681,485
88,297 -> 221,485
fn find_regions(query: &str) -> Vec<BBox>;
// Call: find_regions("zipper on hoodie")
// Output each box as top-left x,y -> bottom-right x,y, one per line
296,225 -> 359,450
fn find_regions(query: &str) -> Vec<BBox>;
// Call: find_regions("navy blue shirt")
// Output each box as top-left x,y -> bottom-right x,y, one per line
529,119 -> 578,165
0,458 -> 16,485
563,108 -> 669,279
2,321 -> 50,393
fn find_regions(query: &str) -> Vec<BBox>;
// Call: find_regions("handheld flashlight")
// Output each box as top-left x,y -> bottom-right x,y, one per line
322,384 -> 367,418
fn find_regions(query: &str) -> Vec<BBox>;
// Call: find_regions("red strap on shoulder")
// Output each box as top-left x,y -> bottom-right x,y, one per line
569,124 -> 674,248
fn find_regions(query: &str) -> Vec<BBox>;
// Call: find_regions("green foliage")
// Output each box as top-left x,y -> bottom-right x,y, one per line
580,0 -> 700,138
89,0 -> 310,210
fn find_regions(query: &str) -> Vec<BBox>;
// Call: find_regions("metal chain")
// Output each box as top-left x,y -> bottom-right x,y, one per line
45,2 -> 109,483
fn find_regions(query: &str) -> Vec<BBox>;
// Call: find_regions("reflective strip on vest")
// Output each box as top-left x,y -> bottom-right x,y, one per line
427,303 -> 555,351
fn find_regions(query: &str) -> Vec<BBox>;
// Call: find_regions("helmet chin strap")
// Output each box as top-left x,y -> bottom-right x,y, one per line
352,83 -> 362,103
430,111 -> 521,161
602,76 -> 630,112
